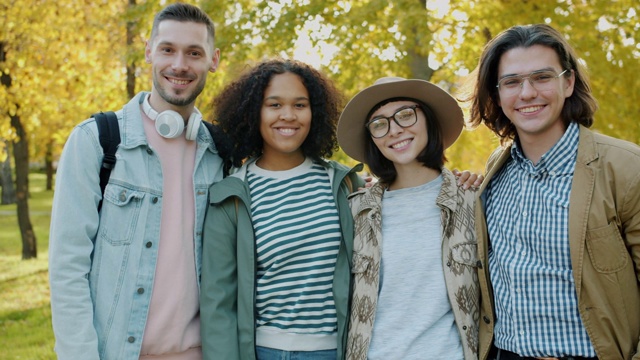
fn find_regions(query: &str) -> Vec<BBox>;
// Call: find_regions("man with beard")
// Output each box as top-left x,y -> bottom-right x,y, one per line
48,3 -> 223,359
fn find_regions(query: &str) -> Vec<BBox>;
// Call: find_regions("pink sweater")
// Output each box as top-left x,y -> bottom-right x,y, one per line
139,111 -> 201,360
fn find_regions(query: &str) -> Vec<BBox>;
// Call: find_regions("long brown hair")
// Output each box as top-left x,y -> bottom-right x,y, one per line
463,24 -> 597,144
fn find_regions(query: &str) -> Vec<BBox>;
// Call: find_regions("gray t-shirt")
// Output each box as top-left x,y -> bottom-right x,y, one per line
368,175 -> 463,360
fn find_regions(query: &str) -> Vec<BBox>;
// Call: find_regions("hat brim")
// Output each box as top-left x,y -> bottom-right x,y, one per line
337,79 -> 464,163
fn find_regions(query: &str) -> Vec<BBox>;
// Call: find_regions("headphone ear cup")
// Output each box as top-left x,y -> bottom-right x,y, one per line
184,113 -> 202,141
155,110 -> 185,139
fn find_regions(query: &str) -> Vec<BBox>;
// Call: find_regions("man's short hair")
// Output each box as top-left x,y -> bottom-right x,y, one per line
150,3 -> 216,48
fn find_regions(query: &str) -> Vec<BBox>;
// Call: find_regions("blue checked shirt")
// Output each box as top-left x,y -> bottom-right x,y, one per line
483,122 -> 596,357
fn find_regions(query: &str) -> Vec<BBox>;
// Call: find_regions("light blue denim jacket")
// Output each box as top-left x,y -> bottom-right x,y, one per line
49,92 -> 224,360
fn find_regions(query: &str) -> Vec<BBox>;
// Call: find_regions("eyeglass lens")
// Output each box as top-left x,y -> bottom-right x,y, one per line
497,69 -> 567,95
367,106 -> 418,138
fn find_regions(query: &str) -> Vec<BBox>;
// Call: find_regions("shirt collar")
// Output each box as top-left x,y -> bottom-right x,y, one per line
511,122 -> 579,176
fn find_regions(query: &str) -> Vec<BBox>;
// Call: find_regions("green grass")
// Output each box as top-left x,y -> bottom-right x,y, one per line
0,173 -> 55,359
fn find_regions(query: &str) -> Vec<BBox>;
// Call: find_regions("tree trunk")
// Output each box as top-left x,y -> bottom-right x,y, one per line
2,41 -> 37,259
126,0 -> 137,99
1,140 -> 16,204
11,113 -> 37,259
45,141 -> 53,190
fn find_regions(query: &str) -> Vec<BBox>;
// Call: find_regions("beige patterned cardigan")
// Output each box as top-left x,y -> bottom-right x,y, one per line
346,168 -> 479,360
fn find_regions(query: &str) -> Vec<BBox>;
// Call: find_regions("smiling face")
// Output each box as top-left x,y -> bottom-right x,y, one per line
497,44 -> 574,146
259,72 -> 312,170
370,100 -> 428,171
145,19 -> 219,115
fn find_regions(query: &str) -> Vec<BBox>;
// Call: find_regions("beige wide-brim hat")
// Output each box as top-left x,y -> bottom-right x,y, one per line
337,77 -> 464,163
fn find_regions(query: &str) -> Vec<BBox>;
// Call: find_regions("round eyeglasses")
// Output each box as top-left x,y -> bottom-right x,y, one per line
365,105 -> 420,138
496,69 -> 568,96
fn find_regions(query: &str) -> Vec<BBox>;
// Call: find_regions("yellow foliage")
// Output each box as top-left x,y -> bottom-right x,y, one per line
1,0 -> 637,171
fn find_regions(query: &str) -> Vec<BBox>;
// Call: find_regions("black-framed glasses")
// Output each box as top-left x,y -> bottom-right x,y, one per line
496,69 -> 568,96
365,105 -> 420,138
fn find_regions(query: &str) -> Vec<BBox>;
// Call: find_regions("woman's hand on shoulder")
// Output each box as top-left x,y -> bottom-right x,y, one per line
453,169 -> 484,190
360,175 -> 377,190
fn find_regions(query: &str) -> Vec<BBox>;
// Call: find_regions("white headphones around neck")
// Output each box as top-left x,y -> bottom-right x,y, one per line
142,94 -> 202,141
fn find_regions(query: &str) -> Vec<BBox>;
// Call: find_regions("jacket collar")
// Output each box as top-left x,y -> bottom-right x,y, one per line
353,167 -> 458,213
210,157 -> 362,206
576,125 -> 598,166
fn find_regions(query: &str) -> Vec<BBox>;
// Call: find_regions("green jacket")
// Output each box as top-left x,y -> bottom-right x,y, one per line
477,126 -> 640,360
200,158 -> 364,360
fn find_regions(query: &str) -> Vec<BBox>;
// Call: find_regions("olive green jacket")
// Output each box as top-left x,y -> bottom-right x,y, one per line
200,158 -> 363,360
477,126 -> 640,360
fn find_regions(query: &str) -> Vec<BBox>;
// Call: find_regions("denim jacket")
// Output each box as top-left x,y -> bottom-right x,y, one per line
49,92 -> 224,360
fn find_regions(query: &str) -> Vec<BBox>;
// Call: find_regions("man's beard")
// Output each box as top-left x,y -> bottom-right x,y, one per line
153,73 -> 206,107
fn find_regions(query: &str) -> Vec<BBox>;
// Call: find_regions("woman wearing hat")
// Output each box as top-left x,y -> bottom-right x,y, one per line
337,77 -> 479,360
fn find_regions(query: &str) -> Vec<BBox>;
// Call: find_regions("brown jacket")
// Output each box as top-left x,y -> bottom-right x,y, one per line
346,168 -> 479,360
477,126 -> 640,360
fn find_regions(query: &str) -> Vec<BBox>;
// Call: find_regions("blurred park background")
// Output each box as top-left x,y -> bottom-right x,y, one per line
1,0 -> 638,358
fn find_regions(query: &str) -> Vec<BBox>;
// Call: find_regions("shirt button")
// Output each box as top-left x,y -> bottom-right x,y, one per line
145,242 -> 152,248
128,336 -> 135,343
146,147 -> 153,155
522,211 -> 528,217
152,197 -> 158,204
520,330 -> 525,335
521,250 -> 526,256
119,191 -> 126,202
549,171 -> 556,176
137,288 -> 144,294
483,316 -> 491,324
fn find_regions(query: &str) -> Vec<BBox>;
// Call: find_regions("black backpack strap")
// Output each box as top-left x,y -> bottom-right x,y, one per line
92,111 -> 120,211
202,121 -> 215,139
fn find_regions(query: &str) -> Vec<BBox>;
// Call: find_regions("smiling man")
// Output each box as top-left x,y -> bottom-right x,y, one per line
467,24 -> 640,360
49,3 -> 223,359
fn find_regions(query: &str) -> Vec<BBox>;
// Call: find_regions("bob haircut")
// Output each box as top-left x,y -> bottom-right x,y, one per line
364,97 -> 446,185
466,24 -> 597,144
211,59 -> 342,168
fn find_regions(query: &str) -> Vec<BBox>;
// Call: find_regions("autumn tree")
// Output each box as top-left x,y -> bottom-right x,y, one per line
0,0 -> 147,258
200,0 -> 638,171
2,0 -> 637,257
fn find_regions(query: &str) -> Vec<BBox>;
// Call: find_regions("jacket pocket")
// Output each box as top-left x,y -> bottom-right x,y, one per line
585,222 -> 628,273
99,184 -> 145,245
451,243 -> 478,267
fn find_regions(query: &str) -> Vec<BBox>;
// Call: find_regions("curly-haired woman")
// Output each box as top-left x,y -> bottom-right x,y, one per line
199,59 -> 364,360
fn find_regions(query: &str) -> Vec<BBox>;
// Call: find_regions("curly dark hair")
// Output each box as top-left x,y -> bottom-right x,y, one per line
210,59 -> 343,169
364,98 -> 446,185
464,24 -> 597,145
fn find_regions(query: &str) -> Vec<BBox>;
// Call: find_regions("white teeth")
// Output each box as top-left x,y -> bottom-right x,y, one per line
277,128 -> 296,134
519,105 -> 543,113
391,139 -> 411,149
169,79 -> 190,85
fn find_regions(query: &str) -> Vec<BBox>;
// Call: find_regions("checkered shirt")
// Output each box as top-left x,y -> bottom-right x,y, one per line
483,122 -> 596,357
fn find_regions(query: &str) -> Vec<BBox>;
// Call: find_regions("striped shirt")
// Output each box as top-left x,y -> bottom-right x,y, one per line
484,122 -> 595,357
247,158 -> 341,351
